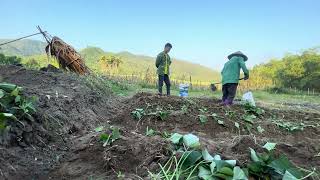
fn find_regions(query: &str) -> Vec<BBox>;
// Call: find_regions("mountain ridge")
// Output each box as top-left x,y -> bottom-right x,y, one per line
0,39 -> 220,81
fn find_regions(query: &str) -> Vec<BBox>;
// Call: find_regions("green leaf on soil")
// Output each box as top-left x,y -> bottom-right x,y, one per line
268,155 -> 299,176
257,125 -> 265,133
235,122 -> 240,129
198,166 -> 214,180
183,134 -> 200,148
146,126 -> 155,136
211,113 -> 218,117
243,114 -> 256,124
233,166 -> 248,180
283,170 -> 298,180
217,120 -> 224,125
182,150 -> 202,168
225,160 -> 237,167
100,133 -> 110,142
111,127 -> 120,139
217,166 -> 233,176
210,161 -> 216,173
10,87 -> 20,96
0,89 -> 4,98
263,142 -> 277,151
213,154 -> 221,161
94,126 -> 104,132
250,148 -> 260,162
170,133 -> 183,144
15,95 -> 21,103
198,115 -> 208,123
202,149 -> 214,161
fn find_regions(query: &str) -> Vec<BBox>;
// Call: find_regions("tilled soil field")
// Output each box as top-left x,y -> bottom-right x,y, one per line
0,65 -> 320,180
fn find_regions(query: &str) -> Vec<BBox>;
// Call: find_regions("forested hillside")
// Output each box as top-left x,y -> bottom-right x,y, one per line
243,48 -> 320,91
0,39 -> 220,82
0,39 -> 46,56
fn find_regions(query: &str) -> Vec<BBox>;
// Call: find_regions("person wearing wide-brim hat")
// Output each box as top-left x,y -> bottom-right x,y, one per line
221,51 -> 249,105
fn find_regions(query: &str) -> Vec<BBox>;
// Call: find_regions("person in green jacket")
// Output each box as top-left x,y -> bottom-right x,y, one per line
221,51 -> 249,105
156,43 -> 172,96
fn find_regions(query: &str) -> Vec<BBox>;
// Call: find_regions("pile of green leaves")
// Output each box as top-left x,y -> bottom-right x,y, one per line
152,133 -> 308,180
0,83 -> 36,131
248,143 -> 307,179
95,126 -> 120,147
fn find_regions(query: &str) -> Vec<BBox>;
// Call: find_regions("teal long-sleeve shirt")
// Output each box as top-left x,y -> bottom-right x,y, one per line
221,56 -> 249,85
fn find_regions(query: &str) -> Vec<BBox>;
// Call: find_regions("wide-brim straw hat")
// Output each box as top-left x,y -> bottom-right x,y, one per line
228,51 -> 248,61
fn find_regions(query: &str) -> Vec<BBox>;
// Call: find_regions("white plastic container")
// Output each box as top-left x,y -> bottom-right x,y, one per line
179,84 -> 189,97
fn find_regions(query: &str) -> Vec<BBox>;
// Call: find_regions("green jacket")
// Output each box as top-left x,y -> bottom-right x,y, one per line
156,52 -> 171,75
221,56 -> 249,85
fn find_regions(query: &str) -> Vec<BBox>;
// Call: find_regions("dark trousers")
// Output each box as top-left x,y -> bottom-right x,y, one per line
158,74 -> 171,95
222,83 -> 238,105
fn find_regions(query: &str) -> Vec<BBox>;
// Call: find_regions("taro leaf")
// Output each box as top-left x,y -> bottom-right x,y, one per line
146,127 -> 155,136
213,155 -> 221,161
210,161 -> 216,173
214,173 -> 231,179
217,167 -> 233,176
0,113 -> 15,129
256,108 -> 265,115
250,148 -> 260,162
10,87 -> 20,97
198,166 -> 214,180
15,95 -> 21,103
0,89 -> 4,98
257,125 -> 265,133
268,155 -> 295,176
199,115 -> 208,123
243,114 -> 256,124
202,148 -> 214,161
259,152 -> 271,163
170,133 -> 183,144
214,160 -> 232,171
100,133 -> 110,142
158,111 -> 169,121
111,127 -> 120,139
263,142 -> 277,151
0,83 -> 18,92
283,170 -> 298,180
217,120 -> 224,125
235,122 -> 240,129
247,161 -> 265,174
94,126 -> 104,132
183,134 -> 200,148
182,150 -> 202,169
225,160 -> 237,167
211,113 -> 218,117
233,166 -> 248,180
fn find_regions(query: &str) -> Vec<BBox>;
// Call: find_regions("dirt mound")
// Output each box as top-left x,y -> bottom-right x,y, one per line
49,130 -> 170,180
1,66 -> 320,179
110,92 -> 320,171
0,65 -> 120,179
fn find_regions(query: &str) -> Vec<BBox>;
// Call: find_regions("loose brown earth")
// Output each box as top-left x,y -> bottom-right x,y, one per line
0,65 -> 319,180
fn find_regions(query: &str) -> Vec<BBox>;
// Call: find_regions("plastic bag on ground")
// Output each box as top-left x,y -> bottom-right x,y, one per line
242,91 -> 255,106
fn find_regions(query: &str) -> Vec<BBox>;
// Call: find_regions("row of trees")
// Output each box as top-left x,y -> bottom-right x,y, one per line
243,48 -> 320,91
